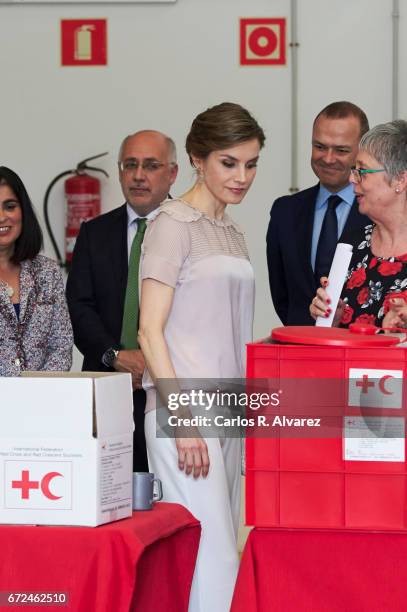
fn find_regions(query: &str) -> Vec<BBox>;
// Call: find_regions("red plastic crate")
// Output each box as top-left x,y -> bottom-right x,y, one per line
246,327 -> 407,530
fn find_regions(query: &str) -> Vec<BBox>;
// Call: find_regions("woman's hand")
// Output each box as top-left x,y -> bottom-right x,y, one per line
175,426 -> 210,479
309,276 -> 332,320
139,278 -> 211,478
309,277 -> 344,326
382,298 -> 407,330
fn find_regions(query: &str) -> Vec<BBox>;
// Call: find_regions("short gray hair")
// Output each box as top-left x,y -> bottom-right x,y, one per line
118,130 -> 177,164
359,119 -> 407,180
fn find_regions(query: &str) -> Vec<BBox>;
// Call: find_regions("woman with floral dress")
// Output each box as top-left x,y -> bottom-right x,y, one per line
310,119 -> 407,328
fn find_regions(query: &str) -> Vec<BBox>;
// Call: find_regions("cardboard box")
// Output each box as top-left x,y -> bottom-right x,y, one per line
0,372 -> 134,527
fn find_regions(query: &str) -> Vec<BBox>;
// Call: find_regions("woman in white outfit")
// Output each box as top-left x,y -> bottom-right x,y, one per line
138,102 -> 265,612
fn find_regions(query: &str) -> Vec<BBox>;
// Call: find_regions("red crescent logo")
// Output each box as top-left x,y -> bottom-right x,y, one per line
379,375 -> 394,395
41,472 -> 63,500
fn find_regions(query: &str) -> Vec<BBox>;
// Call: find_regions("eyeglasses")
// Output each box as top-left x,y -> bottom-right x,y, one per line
119,159 -> 174,174
350,166 -> 386,182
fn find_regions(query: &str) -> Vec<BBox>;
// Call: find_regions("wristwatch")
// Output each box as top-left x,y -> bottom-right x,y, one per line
101,348 -> 120,368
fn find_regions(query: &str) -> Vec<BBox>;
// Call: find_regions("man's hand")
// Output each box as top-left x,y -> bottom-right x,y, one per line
114,349 -> 145,389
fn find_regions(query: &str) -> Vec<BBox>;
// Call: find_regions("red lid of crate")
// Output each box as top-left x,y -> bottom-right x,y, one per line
271,325 -> 403,347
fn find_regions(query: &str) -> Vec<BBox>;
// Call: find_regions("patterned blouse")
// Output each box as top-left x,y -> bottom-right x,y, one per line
0,255 -> 73,376
340,224 -> 407,327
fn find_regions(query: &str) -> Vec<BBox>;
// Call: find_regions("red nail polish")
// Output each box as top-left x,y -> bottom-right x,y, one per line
326,298 -> 331,304
325,312 -> 330,318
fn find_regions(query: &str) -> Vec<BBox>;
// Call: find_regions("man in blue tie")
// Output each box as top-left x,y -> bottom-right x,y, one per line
267,101 -> 370,326
67,131 -> 178,471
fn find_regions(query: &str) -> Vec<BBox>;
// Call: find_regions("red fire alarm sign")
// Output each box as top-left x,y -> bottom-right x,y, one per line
240,18 -> 286,66
61,19 -> 107,66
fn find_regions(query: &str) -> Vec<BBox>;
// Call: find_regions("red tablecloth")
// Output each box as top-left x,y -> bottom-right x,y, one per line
0,502 -> 200,612
232,527 -> 407,612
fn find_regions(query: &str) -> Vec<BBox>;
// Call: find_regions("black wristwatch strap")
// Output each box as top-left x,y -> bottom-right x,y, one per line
101,348 -> 120,368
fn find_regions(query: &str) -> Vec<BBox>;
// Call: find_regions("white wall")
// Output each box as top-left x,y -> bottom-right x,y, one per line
1,0 -> 405,369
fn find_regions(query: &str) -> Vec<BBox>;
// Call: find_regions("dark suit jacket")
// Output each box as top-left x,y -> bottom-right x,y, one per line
66,204 -> 129,370
66,204 -> 150,471
266,185 -> 370,326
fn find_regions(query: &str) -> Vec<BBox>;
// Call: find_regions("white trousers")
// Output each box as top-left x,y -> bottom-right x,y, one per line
145,410 -> 241,612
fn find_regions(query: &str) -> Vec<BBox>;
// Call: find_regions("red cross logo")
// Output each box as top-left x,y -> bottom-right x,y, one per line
11,470 -> 39,499
356,375 -> 375,394
11,470 -> 63,500
355,374 -> 396,395
349,368 -> 402,408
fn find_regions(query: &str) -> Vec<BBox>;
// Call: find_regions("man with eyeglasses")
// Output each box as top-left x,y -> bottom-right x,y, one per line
67,130 -> 178,471
266,101 -> 370,326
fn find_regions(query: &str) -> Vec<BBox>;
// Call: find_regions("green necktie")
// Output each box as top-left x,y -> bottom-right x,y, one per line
121,218 -> 147,349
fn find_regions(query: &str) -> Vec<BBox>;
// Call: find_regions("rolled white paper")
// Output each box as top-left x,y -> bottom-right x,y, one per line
316,242 -> 353,328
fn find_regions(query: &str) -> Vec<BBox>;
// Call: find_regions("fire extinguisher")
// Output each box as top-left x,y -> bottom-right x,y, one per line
43,152 -> 109,269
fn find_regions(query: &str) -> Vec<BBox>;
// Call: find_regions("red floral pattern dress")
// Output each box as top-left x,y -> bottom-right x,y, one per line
339,224 -> 407,327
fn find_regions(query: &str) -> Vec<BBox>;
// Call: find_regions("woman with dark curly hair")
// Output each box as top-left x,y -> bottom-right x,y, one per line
310,119 -> 407,329
0,166 -> 73,375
